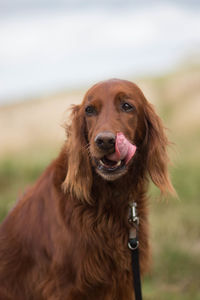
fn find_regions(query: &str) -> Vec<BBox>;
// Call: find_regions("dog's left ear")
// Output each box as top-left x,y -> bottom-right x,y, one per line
143,101 -> 176,196
62,105 -> 93,204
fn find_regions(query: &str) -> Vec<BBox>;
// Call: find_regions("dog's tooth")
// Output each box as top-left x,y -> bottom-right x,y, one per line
100,160 -> 105,166
116,160 -> 121,167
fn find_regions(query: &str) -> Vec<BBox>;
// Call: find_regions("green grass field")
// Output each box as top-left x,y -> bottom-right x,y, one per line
0,65 -> 200,299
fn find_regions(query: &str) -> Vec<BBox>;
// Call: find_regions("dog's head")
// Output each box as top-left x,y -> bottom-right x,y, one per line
63,79 -> 175,202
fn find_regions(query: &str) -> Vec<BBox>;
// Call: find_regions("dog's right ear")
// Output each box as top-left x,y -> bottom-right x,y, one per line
62,105 -> 93,204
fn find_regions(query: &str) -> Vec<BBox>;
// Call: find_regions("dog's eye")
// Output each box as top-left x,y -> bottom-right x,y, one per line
121,102 -> 134,112
85,105 -> 96,116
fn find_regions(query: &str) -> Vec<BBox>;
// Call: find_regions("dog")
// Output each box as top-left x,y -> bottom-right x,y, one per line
0,79 -> 175,299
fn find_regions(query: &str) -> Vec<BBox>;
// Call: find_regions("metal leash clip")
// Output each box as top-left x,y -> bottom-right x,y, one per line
128,202 -> 139,227
128,202 -> 139,250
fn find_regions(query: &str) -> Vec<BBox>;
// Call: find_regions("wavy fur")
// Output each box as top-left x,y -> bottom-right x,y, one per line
0,79 -> 175,300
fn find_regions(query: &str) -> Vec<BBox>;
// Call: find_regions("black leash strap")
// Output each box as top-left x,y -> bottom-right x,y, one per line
128,203 -> 143,300
130,243 -> 142,300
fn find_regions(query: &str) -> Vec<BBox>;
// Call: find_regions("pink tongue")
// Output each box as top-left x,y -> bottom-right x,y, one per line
107,132 -> 136,164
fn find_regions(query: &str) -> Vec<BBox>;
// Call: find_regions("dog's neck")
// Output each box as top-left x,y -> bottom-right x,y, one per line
90,171 -> 137,212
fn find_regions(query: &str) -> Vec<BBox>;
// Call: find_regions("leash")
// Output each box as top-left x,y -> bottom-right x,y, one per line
128,202 -> 143,300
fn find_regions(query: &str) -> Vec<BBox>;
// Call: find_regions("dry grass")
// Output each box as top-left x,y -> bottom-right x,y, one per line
1,69 -> 199,158
0,90 -> 83,156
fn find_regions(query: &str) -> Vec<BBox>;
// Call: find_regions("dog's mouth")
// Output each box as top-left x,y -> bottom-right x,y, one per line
95,156 -> 126,173
93,132 -> 137,180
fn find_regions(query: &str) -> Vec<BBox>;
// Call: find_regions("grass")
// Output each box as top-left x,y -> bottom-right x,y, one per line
0,149 -> 57,221
0,65 -> 200,299
143,162 -> 200,299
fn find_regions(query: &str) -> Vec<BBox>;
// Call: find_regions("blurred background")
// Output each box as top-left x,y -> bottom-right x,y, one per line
0,0 -> 200,299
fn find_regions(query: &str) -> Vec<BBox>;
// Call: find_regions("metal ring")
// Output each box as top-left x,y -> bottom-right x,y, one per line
128,241 -> 139,250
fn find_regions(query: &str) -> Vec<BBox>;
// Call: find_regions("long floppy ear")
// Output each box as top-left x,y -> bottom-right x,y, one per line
62,105 -> 93,204
143,101 -> 176,196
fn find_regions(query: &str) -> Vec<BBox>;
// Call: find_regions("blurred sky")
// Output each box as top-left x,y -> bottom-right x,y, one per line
0,0 -> 200,104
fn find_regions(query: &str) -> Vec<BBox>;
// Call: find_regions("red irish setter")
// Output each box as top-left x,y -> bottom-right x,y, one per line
0,79 -> 175,300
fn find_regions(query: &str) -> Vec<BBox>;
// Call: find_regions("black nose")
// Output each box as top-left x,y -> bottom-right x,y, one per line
95,132 -> 116,150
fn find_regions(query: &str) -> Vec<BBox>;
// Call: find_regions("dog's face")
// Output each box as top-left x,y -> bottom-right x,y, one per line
64,78 -> 175,201
82,79 -> 146,181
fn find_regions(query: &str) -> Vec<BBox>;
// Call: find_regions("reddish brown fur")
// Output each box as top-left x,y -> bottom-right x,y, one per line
0,79 -> 175,299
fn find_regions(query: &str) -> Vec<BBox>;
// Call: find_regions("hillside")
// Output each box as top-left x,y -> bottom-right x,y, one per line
1,65 -> 199,158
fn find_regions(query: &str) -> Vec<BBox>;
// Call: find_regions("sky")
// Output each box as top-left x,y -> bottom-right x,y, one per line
0,0 -> 200,104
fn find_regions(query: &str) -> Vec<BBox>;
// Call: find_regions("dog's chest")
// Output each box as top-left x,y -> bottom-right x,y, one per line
77,207 -> 131,287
